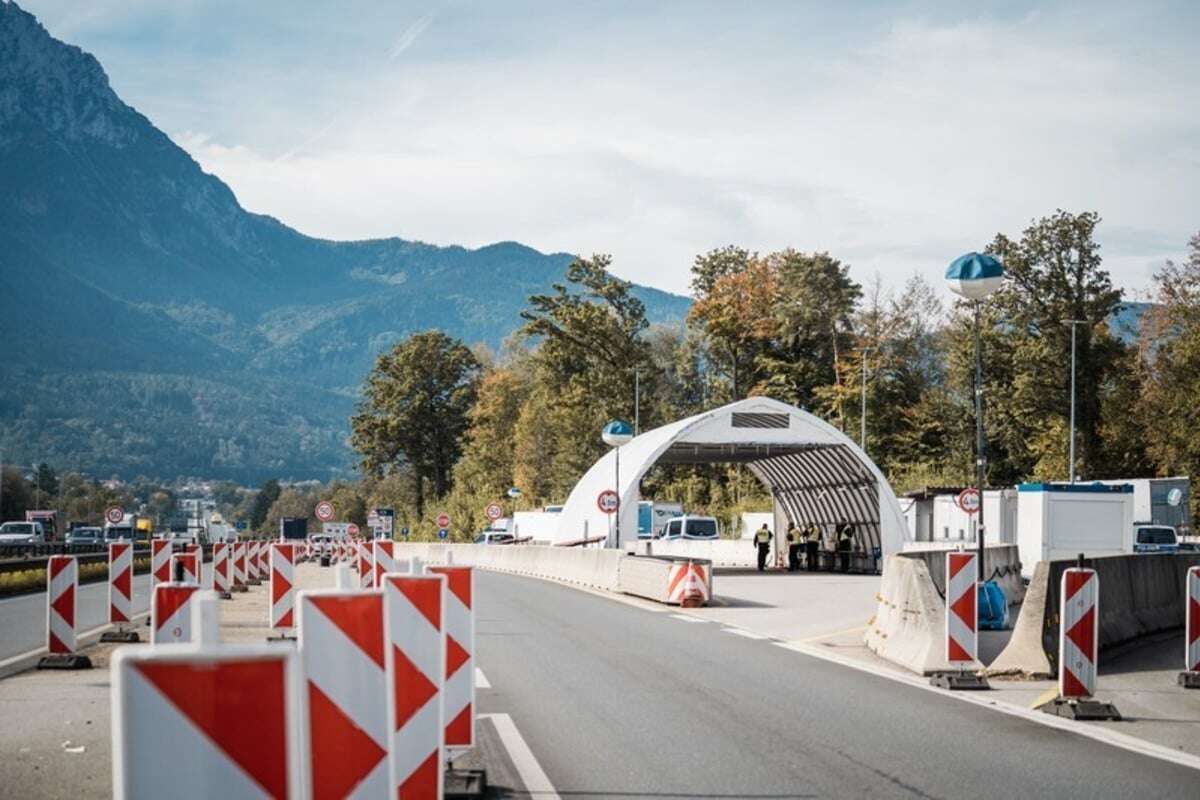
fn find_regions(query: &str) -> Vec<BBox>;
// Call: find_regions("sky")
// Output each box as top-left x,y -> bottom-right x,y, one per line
21,0 -> 1200,299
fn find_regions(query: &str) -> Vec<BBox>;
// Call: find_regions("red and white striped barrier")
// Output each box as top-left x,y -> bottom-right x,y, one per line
233,542 -> 247,590
257,541 -> 269,579
946,552 -> 978,664
112,637 -> 305,798
47,555 -> 79,654
213,542 -> 231,596
151,539 -> 172,586
373,541 -> 396,589
151,583 -> 201,645
1185,566 -> 1200,673
666,561 -> 710,605
384,574 -> 445,799
428,565 -> 475,750
299,588 -> 388,798
109,542 -> 135,625
358,541 -> 373,589
270,544 -> 296,633
246,541 -> 262,585
1059,567 -> 1099,699
171,552 -> 200,585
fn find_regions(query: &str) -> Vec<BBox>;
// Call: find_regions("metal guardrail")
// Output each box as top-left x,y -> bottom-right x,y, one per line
0,543 -> 221,577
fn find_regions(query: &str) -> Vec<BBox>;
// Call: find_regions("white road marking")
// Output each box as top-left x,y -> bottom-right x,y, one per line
476,667 -> 491,688
479,713 -> 560,799
670,614 -> 706,623
775,639 -> 1200,773
723,627 -> 768,640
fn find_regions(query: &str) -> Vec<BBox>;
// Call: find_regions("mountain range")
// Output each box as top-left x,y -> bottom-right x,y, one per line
0,2 -> 690,482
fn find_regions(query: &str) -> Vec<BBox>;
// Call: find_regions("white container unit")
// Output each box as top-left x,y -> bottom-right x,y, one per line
1016,483 -> 1133,577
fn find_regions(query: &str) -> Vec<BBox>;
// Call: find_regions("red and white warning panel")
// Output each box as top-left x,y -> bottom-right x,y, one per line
109,542 -> 134,625
213,542 -> 231,595
246,541 -> 261,584
1059,567 -> 1099,699
151,583 -> 201,645
428,565 -> 475,750
46,555 -> 79,654
373,540 -> 396,588
111,643 -> 305,799
233,542 -> 247,589
945,552 -> 978,664
151,539 -> 172,586
1188,566 -> 1200,673
383,574 -> 445,800
666,561 -> 710,605
171,552 -> 200,585
258,541 -> 270,578
298,589 -> 388,799
271,543 -> 296,632
358,541 -> 373,589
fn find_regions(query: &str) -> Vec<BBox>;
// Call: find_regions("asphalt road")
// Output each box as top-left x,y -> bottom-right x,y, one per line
476,571 -> 1199,799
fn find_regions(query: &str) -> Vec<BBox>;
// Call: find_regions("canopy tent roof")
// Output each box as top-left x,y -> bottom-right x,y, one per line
555,397 -> 909,556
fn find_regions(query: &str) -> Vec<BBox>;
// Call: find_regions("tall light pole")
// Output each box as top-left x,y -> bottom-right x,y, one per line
946,252 -> 1005,581
602,419 -> 634,549
633,369 -> 642,436
856,347 -> 873,452
1063,320 -> 1086,483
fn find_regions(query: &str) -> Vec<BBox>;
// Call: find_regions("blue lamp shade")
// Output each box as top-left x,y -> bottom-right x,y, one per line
601,419 -> 634,447
945,252 -> 1004,301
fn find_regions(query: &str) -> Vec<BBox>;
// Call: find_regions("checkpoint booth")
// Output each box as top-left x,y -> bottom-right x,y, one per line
554,397 -> 909,571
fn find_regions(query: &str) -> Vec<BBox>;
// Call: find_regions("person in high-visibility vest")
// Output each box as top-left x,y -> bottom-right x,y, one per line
803,522 -> 821,571
785,523 -> 802,572
753,524 -> 773,571
836,521 -> 855,573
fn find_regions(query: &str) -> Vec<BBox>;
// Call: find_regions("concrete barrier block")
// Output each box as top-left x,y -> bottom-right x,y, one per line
985,560 -> 1054,678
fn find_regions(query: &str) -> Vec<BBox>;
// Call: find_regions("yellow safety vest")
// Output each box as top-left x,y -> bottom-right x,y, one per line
755,529 -> 771,544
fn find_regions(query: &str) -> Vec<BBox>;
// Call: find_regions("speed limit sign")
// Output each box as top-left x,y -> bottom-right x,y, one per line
956,488 -> 981,515
105,506 -> 125,525
484,503 -> 504,522
597,490 -> 619,514
315,501 -> 335,522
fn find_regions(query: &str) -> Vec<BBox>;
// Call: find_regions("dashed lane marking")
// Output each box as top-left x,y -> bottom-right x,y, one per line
723,628 -> 769,640
476,667 -> 491,688
670,614 -> 706,623
479,713 -> 560,799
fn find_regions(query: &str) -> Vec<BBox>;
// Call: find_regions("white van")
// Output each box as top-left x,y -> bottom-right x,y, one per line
658,515 -> 720,540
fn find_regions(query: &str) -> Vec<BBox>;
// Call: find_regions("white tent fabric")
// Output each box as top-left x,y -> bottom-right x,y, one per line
554,396 -> 909,557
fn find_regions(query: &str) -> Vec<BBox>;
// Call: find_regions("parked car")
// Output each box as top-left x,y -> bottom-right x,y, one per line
0,521 -> 46,544
1132,523 -> 1179,554
657,515 -> 721,540
66,527 -> 104,546
474,531 -> 515,545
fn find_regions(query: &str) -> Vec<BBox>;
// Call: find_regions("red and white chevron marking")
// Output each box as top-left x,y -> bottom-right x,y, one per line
232,542 -> 246,588
666,561 -> 710,604
271,544 -> 296,631
111,642 -> 305,799
46,555 -> 78,654
358,541 -> 372,588
384,574 -> 445,800
246,541 -> 262,583
1186,566 -> 1200,673
171,552 -> 200,585
151,583 -> 201,645
109,542 -> 134,624
373,541 -> 396,589
257,540 -> 269,578
945,552 -> 977,664
212,543 -> 231,594
427,565 -> 475,751
299,588 -> 388,799
185,544 -> 202,584
150,539 -> 172,586
1059,567 -> 1099,699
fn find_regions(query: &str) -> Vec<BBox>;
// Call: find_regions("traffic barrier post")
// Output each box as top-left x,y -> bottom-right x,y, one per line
232,542 -> 248,592
930,551 -> 988,690
151,539 -> 172,586
270,543 -> 297,640
373,541 -> 396,589
298,587 -> 389,797
383,573 -> 445,799
151,582 -> 201,645
38,555 -> 92,669
101,542 -> 140,643
1041,565 -> 1119,720
212,542 -> 232,599
171,552 -> 200,585
1180,566 -> 1200,689
245,541 -> 261,586
358,541 -> 373,589
428,565 -> 476,751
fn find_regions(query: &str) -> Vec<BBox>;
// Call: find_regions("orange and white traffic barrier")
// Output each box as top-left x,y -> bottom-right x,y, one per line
212,542 -> 232,598
384,573 -> 445,799
299,587 -> 388,798
232,542 -> 247,591
358,541 -> 373,589
270,543 -> 296,634
946,552 -> 978,664
1059,567 -> 1099,699
245,541 -> 262,585
150,539 -> 172,587
151,583 -> 201,644
171,552 -> 200,585
47,555 -> 79,655
112,605 -> 305,799
1187,567 -> 1200,674
373,541 -> 396,588
109,542 -> 135,625
428,565 -> 475,751
257,541 -> 270,578
667,561 -> 710,606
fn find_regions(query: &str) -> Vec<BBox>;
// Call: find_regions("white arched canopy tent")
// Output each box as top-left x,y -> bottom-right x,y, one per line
555,397 -> 909,561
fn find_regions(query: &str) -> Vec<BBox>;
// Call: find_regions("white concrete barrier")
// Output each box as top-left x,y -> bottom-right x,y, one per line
628,538 -> 756,568
864,554 -> 983,675
617,556 -> 712,605
391,544 -> 623,591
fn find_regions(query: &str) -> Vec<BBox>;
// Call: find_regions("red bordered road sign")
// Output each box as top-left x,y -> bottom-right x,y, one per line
597,490 -> 619,514
956,488 -> 981,515
436,512 -> 451,530
105,506 -> 125,525
484,503 -> 503,522
347,523 -> 360,537
315,501 -> 335,522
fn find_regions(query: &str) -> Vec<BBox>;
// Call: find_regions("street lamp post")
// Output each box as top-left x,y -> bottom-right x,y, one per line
856,347 -> 873,452
946,252 -> 1005,581
601,420 -> 634,549
1063,320 -> 1086,483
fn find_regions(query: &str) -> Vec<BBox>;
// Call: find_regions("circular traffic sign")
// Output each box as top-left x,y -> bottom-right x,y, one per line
105,506 -> 124,525
956,488 -> 981,515
315,501 -> 335,522
485,503 -> 504,522
437,528 -> 449,540
597,490 -> 620,515
436,512 -> 451,529
347,523 -> 359,536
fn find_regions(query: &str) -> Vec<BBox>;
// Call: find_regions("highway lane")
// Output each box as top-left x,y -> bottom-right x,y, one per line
475,571 -> 1198,799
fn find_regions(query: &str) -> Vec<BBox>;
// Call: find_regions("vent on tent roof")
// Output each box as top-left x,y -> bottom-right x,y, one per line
731,412 -> 789,429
